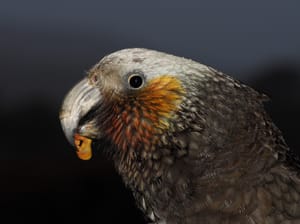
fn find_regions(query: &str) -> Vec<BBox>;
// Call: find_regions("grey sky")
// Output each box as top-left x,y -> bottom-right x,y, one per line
1,0 -> 299,107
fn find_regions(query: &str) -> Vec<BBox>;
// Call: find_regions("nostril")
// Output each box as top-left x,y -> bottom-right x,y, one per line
93,75 -> 98,83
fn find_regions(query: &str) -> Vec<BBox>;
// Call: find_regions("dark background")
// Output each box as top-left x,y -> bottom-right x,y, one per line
1,1 -> 299,223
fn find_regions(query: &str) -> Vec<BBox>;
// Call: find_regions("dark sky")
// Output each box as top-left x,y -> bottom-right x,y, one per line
0,1 -> 299,223
1,0 -> 300,108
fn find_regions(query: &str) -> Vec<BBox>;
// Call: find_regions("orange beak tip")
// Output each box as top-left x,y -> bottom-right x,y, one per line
74,134 -> 93,161
76,150 -> 92,160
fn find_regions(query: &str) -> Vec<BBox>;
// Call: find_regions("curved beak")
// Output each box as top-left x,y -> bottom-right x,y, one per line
59,78 -> 101,160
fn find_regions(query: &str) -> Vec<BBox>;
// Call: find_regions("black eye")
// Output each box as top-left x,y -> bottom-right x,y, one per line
128,74 -> 144,89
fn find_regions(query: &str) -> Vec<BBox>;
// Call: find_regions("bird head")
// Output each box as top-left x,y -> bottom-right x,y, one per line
59,48 -> 206,160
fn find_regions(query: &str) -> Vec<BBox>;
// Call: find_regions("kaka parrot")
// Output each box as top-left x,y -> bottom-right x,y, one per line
59,48 -> 300,224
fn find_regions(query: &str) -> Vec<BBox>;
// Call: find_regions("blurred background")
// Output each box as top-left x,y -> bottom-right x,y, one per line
1,0 -> 299,223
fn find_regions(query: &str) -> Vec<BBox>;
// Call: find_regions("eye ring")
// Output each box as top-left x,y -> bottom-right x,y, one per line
128,73 -> 144,89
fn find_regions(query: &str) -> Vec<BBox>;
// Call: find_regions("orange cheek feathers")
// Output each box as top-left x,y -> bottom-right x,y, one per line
107,75 -> 185,151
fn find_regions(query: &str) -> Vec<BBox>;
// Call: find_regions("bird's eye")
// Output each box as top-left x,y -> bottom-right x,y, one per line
128,74 -> 144,89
